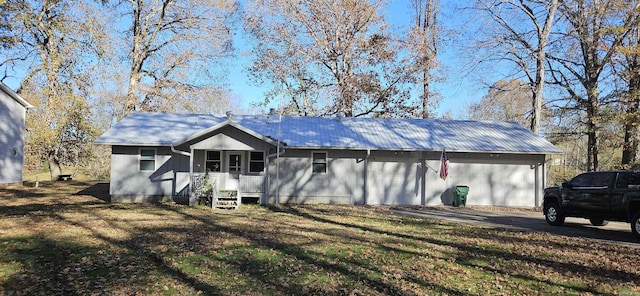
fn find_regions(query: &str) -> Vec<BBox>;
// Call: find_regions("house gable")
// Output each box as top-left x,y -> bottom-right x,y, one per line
188,124 -> 274,151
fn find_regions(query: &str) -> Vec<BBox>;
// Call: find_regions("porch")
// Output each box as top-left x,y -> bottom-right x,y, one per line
187,149 -> 268,208
189,173 -> 266,208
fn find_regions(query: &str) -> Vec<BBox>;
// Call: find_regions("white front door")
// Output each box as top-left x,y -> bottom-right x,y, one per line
226,152 -> 243,190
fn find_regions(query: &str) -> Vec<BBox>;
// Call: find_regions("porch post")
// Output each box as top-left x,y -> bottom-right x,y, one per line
534,161 -> 541,208
263,154 -> 269,206
363,149 -> 370,205
189,148 -> 194,206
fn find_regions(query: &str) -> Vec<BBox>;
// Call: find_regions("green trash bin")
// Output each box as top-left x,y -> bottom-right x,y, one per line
453,186 -> 469,207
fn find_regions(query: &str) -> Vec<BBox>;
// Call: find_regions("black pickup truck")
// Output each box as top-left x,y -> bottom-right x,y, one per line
543,170 -> 640,239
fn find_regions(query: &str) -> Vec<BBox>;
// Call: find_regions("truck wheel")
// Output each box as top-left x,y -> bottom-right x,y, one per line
632,212 -> 640,239
589,218 -> 608,226
545,202 -> 565,226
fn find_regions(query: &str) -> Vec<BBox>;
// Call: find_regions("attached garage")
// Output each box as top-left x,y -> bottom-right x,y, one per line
96,113 -> 563,207
434,155 -> 542,207
367,156 -> 422,205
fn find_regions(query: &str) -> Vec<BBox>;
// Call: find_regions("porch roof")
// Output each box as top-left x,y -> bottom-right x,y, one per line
95,112 -> 564,155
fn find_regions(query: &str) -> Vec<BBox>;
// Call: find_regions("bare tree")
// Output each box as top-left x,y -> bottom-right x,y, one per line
616,26 -> 640,167
0,0 -> 105,180
548,0 -> 640,171
244,0 -> 420,117
119,0 -> 238,118
409,0 -> 440,119
467,79 -> 535,127
473,0 -> 558,134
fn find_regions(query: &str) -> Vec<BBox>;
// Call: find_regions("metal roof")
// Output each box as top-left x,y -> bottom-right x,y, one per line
95,112 -> 564,154
0,81 -> 33,109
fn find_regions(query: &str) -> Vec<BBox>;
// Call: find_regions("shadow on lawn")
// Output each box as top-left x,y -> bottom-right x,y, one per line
1,210 -> 223,295
0,186 -> 47,199
154,204 -> 428,295
270,206 -> 640,294
393,207 -> 639,246
74,182 -> 111,202
0,184 -> 222,295
2,184 -> 639,295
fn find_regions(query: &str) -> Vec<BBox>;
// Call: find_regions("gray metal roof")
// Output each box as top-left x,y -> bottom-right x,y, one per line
95,112 -> 563,154
0,81 -> 33,108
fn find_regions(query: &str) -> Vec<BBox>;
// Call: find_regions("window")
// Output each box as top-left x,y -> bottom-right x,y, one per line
616,172 -> 640,188
206,151 -> 221,172
312,152 -> 327,174
139,149 -> 156,171
592,172 -> 614,187
569,173 -> 592,187
249,151 -> 265,173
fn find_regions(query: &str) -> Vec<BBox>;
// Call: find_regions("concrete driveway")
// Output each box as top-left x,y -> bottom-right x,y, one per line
391,206 -> 639,247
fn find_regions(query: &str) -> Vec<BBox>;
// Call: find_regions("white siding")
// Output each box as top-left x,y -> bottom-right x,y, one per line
108,142 -> 545,207
424,154 -> 543,207
424,159 -> 448,205
447,162 -> 535,207
189,125 -> 272,151
110,146 -> 175,202
367,157 -> 422,205
173,153 -> 190,196
0,89 -> 27,183
266,150 -> 543,207
268,150 -> 365,204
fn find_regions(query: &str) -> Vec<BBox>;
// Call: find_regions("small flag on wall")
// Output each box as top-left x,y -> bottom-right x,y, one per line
439,150 -> 449,180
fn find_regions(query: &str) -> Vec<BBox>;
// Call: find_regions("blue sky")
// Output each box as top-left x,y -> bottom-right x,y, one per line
229,0 -> 490,118
3,0 -> 493,118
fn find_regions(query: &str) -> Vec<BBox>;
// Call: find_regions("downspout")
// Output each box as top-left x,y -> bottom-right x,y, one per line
171,144 -> 192,201
264,146 -> 286,206
364,149 -> 370,205
534,162 -> 540,208
170,144 -> 191,157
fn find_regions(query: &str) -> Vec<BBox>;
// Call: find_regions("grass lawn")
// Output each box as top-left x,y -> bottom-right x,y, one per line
0,181 -> 639,295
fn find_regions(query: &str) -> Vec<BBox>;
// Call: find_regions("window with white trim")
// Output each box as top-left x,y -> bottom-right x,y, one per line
206,151 -> 221,172
139,149 -> 156,171
312,152 -> 327,174
249,151 -> 265,173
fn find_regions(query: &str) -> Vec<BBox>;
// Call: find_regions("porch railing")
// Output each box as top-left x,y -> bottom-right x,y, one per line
239,174 -> 265,195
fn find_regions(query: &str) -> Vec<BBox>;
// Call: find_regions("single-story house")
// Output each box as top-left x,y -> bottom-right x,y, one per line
0,82 -> 33,184
95,111 -> 563,207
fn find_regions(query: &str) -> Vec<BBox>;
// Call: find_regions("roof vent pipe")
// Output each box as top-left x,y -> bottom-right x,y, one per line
226,111 -> 233,120
337,112 -> 344,121
269,108 -> 276,116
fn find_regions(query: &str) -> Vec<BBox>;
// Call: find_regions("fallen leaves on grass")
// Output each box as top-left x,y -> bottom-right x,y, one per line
0,182 -> 638,295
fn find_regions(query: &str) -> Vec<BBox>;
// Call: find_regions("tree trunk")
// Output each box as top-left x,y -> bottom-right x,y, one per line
621,28 -> 640,167
622,120 -> 638,166
530,0 -> 558,135
125,72 -> 139,116
530,58 -> 544,134
422,70 -> 429,119
48,153 -> 62,181
622,78 -> 640,166
586,86 -> 599,171
415,0 -> 438,119
123,1 -> 146,117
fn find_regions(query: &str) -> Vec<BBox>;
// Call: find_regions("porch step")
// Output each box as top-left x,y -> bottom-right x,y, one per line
213,191 -> 240,210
